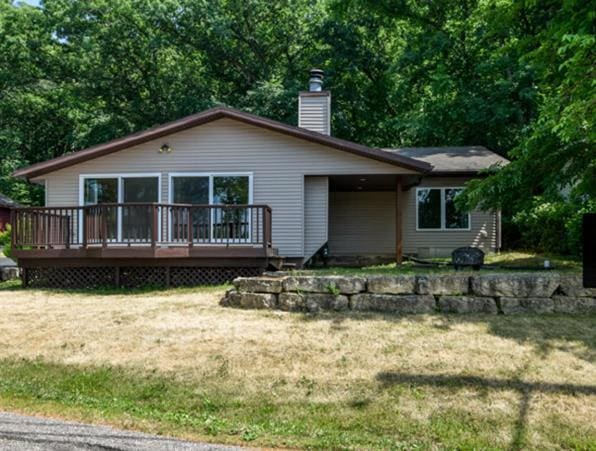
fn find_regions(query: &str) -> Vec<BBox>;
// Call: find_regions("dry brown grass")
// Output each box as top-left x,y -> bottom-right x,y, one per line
0,285 -> 594,448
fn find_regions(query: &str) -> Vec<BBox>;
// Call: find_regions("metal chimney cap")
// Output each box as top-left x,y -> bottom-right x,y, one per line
309,68 -> 324,92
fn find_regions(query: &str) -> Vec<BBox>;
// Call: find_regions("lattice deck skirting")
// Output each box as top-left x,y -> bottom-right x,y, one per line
23,266 -> 263,289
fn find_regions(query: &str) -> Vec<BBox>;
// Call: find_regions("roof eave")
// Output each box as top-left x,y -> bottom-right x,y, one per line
426,170 -> 484,176
12,108 -> 229,180
12,107 -> 431,180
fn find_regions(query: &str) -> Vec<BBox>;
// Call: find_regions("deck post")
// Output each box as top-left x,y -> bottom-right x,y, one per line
165,266 -> 171,287
396,176 -> 403,264
10,209 -> 15,250
35,212 -> 40,248
82,208 -> 88,248
65,215 -> 71,249
152,204 -> 158,248
262,207 -> 267,251
21,267 -> 28,287
264,207 -> 272,250
101,206 -> 107,248
188,206 -> 193,248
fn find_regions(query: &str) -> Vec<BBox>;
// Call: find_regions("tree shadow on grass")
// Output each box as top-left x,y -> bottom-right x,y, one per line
375,370 -> 596,450
427,314 -> 596,362
298,311 -> 596,362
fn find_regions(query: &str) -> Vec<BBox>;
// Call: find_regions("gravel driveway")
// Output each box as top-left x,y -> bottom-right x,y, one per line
0,412 -> 242,450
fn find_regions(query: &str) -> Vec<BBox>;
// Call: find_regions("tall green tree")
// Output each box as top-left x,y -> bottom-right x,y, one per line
0,0 -> 62,202
459,0 -> 595,253
0,0 -> 593,253
319,0 -> 537,151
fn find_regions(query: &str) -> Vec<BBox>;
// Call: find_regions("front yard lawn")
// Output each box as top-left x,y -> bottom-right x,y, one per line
0,281 -> 594,449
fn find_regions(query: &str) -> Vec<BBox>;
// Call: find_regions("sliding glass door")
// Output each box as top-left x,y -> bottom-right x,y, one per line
81,175 -> 160,243
171,176 -> 210,241
213,176 -> 250,241
170,174 -> 251,243
122,177 -> 159,241
83,178 -> 118,241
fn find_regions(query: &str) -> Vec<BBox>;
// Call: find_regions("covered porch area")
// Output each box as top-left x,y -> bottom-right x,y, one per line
328,174 -> 410,265
305,174 -> 417,266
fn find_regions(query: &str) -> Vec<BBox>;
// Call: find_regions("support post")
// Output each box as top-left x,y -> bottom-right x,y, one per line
82,208 -> 87,248
152,204 -> 158,248
101,207 -> 107,248
21,267 -> 28,287
396,176 -> 403,264
188,207 -> 193,248
165,266 -> 171,287
10,209 -> 15,250
65,215 -> 71,249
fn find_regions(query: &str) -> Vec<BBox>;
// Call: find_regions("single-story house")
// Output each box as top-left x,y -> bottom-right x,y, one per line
11,69 -> 507,287
0,194 -> 19,232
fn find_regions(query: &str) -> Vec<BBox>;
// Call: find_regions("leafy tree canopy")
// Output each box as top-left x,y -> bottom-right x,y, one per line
1,0 -> 593,253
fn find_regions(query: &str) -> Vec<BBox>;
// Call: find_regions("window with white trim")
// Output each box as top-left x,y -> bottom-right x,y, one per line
170,174 -> 250,206
416,188 -> 470,230
79,174 -> 160,242
169,173 -> 252,242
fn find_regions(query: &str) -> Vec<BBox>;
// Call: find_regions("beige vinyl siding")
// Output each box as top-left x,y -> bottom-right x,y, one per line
40,118 -> 414,257
328,191 -> 396,256
327,178 -> 497,258
298,95 -> 330,135
401,177 -> 498,256
304,176 -> 329,261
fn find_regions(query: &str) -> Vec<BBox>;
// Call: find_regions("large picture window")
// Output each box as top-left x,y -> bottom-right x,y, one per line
416,187 -> 470,231
81,175 -> 160,207
170,174 -> 250,207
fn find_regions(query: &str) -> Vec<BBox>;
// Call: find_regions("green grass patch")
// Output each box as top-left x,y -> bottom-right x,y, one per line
0,279 -> 21,291
0,286 -> 594,448
0,358 -> 547,449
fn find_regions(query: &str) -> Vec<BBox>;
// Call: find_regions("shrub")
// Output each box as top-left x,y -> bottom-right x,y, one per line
512,196 -> 595,255
0,224 -> 12,259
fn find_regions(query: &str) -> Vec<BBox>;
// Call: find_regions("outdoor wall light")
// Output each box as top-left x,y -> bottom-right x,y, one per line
159,143 -> 172,154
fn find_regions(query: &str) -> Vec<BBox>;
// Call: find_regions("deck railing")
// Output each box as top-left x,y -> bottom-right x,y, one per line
11,203 -> 272,250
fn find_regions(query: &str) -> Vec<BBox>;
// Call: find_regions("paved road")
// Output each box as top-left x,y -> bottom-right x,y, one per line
0,412 -> 243,450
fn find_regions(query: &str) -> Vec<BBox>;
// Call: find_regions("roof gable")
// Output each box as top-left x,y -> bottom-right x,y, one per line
13,107 -> 431,179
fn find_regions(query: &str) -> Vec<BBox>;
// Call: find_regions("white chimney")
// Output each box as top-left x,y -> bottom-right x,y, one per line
298,69 -> 331,135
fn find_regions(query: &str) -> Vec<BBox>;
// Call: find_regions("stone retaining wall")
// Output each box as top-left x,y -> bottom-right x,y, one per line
220,273 -> 596,314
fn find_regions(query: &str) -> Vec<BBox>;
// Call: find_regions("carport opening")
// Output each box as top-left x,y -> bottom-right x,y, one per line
326,175 -> 401,266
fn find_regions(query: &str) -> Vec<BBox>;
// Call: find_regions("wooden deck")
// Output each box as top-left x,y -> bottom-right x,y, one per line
13,245 -> 277,260
11,203 -> 280,287
12,203 -> 272,249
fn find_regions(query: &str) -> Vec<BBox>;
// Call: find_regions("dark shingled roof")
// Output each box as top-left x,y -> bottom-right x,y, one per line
382,146 -> 509,175
0,194 -> 19,208
13,106 -> 432,180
